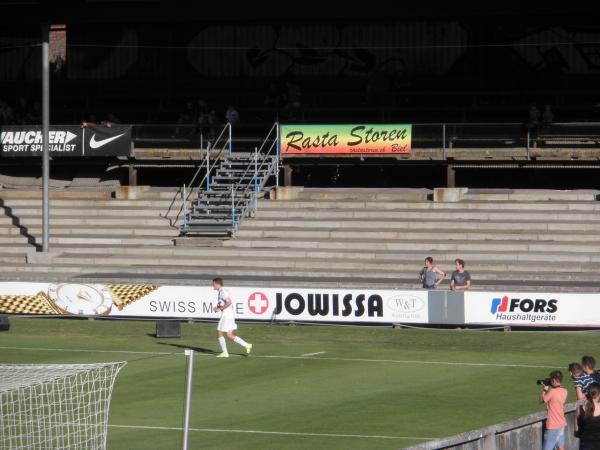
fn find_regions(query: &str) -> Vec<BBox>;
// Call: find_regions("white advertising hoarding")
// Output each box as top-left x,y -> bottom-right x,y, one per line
0,282 -> 428,324
465,291 -> 600,326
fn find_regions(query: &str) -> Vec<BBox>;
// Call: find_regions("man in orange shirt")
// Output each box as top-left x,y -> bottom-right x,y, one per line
539,370 -> 568,450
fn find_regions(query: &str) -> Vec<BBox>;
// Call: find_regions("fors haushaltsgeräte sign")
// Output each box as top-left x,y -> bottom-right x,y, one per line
279,124 -> 412,155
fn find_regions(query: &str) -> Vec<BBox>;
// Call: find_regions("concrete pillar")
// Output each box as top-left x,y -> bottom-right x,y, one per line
282,165 -> 293,187
447,164 -> 456,188
128,165 -> 138,187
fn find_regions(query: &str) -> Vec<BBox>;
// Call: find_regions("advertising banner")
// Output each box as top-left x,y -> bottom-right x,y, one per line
279,124 -> 412,155
0,282 -> 428,324
464,291 -> 600,327
0,124 -> 131,157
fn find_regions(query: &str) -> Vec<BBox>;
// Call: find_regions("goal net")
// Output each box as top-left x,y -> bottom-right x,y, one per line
0,362 -> 126,450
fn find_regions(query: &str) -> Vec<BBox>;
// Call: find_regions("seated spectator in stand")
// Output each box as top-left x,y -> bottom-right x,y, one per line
577,383 -> 600,450
0,99 -> 14,125
582,356 -> 600,384
528,102 -> 541,125
176,100 -> 196,136
450,259 -> 471,290
264,82 -> 284,109
542,105 -> 554,127
539,370 -> 568,450
14,97 -> 29,124
569,362 -> 595,402
418,257 -> 445,289
100,112 -> 120,128
283,80 -> 302,121
225,105 -> 240,125
81,114 -> 97,128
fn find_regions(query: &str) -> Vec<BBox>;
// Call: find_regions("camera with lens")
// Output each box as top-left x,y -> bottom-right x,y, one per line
536,378 -> 551,386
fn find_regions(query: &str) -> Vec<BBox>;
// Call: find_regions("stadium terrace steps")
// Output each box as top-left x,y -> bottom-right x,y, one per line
1,187 -> 600,291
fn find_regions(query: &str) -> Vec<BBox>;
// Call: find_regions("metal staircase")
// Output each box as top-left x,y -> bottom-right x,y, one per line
180,123 -> 279,236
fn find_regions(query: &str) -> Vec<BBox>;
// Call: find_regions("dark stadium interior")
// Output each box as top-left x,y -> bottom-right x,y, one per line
2,2 -> 600,187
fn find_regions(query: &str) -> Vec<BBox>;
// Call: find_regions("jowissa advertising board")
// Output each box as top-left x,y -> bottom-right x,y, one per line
279,124 -> 412,155
464,291 -> 600,327
0,282 -> 428,324
0,124 -> 131,157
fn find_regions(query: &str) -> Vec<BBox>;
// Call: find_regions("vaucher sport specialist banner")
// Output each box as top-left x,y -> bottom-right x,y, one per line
464,291 -> 600,327
0,282 -> 428,324
279,124 -> 412,155
0,124 -> 132,157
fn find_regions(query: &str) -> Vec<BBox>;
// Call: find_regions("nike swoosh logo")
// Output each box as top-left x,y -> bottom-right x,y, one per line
89,133 -> 126,149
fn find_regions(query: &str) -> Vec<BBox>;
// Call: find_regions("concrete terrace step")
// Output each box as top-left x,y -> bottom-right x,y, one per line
244,209 -> 600,222
2,216 -> 173,226
258,199 -> 600,212
297,188 -> 432,201
241,219 -> 600,232
0,226 -> 178,238
43,244 -> 600,264
51,253 -> 597,273
41,235 -> 175,245
0,253 -> 28,263
0,271 -> 596,293
222,236 -> 600,252
233,227 -> 600,244
4,262 -> 600,287
462,189 -> 600,201
1,206 -> 181,216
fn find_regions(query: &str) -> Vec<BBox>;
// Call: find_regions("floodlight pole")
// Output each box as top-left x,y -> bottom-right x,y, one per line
181,349 -> 194,450
42,24 -> 50,253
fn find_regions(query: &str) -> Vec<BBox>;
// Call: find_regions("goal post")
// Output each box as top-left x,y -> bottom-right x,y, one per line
0,362 -> 126,450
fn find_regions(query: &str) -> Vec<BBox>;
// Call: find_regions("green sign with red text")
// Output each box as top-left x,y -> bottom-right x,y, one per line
279,124 -> 412,155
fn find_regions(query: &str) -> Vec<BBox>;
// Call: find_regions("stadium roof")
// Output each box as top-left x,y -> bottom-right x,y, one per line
0,1 -> 597,23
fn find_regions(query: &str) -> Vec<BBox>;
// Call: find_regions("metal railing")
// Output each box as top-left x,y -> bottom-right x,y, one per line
161,123 -> 232,228
411,122 -> 600,160
229,122 -> 279,232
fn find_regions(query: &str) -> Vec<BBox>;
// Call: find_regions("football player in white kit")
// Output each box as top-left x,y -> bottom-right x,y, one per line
212,278 -> 252,358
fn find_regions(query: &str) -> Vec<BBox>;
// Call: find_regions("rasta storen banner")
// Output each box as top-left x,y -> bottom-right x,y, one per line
0,124 -> 132,157
279,124 -> 412,155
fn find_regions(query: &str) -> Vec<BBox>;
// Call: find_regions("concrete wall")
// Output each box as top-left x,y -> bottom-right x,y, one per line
404,403 -> 578,450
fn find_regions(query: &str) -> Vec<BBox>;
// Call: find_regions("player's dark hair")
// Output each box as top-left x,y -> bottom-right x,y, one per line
212,277 -> 224,286
425,257 -> 433,264
455,258 -> 465,268
582,356 -> 596,370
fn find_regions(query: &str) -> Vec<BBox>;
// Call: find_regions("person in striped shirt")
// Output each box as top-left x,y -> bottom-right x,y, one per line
582,356 -> 600,384
569,362 -> 595,401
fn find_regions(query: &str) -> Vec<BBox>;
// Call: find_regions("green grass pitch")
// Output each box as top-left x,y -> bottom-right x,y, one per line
1,318 -> 598,449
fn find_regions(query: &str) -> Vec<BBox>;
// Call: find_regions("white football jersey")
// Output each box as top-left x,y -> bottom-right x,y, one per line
217,288 -> 231,308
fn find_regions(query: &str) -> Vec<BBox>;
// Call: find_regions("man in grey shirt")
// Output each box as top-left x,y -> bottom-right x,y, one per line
450,258 -> 471,290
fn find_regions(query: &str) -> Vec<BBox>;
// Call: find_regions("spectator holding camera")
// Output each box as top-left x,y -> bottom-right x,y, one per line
418,257 -> 445,289
582,356 -> 600,384
539,370 -> 568,450
577,383 -> 600,450
569,362 -> 595,401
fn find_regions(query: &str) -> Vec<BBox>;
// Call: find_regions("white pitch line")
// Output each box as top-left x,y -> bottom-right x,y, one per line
0,346 -> 178,356
301,351 -> 326,357
108,424 -> 431,440
255,354 -> 555,369
0,346 -> 556,368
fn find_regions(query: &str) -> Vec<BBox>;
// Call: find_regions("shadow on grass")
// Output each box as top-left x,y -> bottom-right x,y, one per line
158,342 -> 247,357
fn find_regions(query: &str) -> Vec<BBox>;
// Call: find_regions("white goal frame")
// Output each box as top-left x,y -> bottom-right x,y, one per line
0,362 -> 126,450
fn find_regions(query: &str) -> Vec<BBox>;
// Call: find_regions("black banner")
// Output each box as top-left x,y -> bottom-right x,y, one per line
0,124 -> 132,157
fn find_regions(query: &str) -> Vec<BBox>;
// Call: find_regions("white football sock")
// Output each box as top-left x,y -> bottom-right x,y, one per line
218,336 -> 228,354
233,336 -> 249,347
